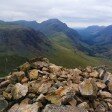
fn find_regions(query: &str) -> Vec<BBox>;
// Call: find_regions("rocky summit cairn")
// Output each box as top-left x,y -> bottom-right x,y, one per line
0,57 -> 112,112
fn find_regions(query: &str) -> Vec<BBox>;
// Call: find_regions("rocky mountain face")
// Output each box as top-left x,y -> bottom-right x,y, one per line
93,25 -> 112,45
3,19 -> 112,58
76,25 -> 112,58
13,19 -> 112,58
91,25 -> 112,57
0,57 -> 112,112
36,19 -> 69,36
12,20 -> 39,30
12,19 -> 87,50
0,19 -> 104,75
0,25 -> 51,57
1,19 -> 93,56
84,25 -> 105,35
35,19 -> 92,54
75,25 -> 105,43
0,19 -> 84,53
89,25 -> 112,58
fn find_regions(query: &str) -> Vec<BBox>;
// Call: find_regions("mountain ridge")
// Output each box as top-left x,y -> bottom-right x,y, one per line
0,19 -> 112,76
75,24 -> 112,58
0,24 -> 51,57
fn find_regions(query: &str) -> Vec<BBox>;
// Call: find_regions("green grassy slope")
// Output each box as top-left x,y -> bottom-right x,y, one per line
45,32 -> 112,69
0,31 -> 111,77
0,55 -> 27,77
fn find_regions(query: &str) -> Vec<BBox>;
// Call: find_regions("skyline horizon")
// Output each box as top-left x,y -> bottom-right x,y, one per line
1,0 -> 112,27
0,18 -> 110,28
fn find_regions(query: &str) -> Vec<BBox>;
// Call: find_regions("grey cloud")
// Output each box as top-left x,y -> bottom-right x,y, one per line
0,0 -> 112,27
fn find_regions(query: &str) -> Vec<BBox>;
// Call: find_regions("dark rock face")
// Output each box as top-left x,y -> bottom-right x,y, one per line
0,57 -> 112,112
43,104 -> 87,112
0,26 -> 51,57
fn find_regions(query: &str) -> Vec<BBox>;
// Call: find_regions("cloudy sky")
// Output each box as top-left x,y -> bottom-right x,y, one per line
0,0 -> 112,27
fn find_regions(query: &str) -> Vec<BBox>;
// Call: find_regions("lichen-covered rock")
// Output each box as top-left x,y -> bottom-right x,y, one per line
43,104 -> 87,112
86,66 -> 93,73
108,82 -> 112,93
99,90 -> 112,99
103,72 -> 112,83
0,80 -> 10,88
31,60 -> 49,69
21,76 -> 28,83
3,91 -> 12,100
8,102 -> 42,112
98,68 -> 105,79
89,70 -> 99,78
19,62 -> 30,71
10,71 -> 25,83
77,102 -> 89,110
49,74 -> 57,80
5,84 -> 14,93
69,98 -> 77,106
28,81 -> 40,93
95,104 -> 106,112
72,68 -> 82,75
49,64 -> 61,73
96,81 -> 106,89
46,94 -> 61,105
79,79 -> 98,97
29,69 -> 38,80
38,82 -> 52,94
107,102 -> 112,110
11,83 -> 28,99
61,93 -> 74,105
36,94 -> 46,102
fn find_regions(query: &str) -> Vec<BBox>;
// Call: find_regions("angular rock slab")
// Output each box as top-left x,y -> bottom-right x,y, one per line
79,79 -> 98,97
8,102 -> 42,112
29,69 -> 38,80
11,83 -> 28,100
43,104 -> 88,112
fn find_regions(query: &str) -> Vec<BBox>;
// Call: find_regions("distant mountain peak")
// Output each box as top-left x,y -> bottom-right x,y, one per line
42,18 -> 61,23
86,25 -> 105,30
0,20 -> 5,24
10,20 -> 39,29
0,20 -> 4,23
105,25 -> 112,30
12,20 -> 38,24
87,25 -> 100,28
41,19 -> 67,27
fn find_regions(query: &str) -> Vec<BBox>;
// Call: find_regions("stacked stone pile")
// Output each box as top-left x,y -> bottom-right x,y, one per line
0,57 -> 112,112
